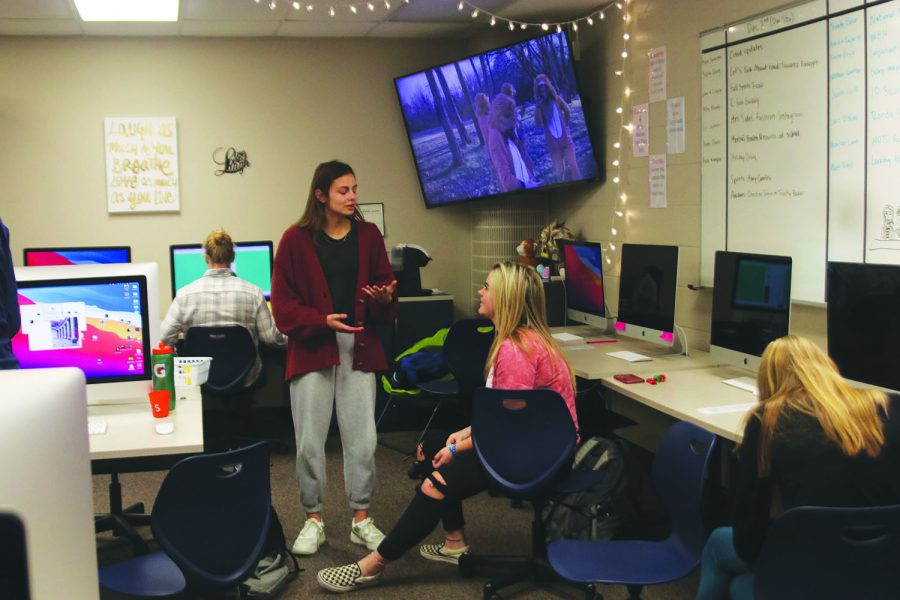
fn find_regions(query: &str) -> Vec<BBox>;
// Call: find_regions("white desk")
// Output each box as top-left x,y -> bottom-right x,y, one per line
89,386 -> 204,552
553,326 -> 755,447
601,366 -> 758,443
88,386 -> 204,461
554,326 -> 716,380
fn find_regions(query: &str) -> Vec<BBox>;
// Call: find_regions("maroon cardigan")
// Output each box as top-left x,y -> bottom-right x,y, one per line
271,221 -> 398,381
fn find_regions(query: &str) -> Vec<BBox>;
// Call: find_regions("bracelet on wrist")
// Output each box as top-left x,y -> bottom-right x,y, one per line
448,443 -> 457,457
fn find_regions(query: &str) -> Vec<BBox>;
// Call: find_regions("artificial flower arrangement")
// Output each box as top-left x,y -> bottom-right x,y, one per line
536,220 -> 574,262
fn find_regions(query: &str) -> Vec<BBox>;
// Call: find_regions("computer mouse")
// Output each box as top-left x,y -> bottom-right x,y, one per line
155,422 -> 175,435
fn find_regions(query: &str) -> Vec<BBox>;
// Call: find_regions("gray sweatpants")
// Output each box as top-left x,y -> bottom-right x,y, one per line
289,331 -> 377,514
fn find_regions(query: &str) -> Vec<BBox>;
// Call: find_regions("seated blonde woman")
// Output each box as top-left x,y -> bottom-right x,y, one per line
316,262 -> 577,593
696,335 -> 900,599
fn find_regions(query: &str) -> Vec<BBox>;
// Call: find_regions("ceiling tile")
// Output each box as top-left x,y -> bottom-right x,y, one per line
80,22 -> 181,36
0,18 -> 82,35
0,0 -> 74,20
184,0 -> 291,21
180,19 -> 281,36
276,20 -> 375,37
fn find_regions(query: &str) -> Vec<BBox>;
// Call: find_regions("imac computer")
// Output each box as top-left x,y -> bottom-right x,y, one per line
616,243 -> 680,349
710,251 -> 792,392
170,240 -> 274,299
23,246 -> 131,266
0,368 -> 100,599
13,262 -> 161,405
827,262 -> 900,392
557,239 -> 608,330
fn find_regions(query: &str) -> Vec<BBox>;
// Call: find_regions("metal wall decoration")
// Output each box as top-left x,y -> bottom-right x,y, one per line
213,147 -> 250,175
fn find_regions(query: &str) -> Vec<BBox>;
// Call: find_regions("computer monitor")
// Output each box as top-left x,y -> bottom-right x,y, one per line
710,251 -> 792,373
169,241 -> 274,299
13,262 -> 161,405
0,368 -> 99,599
557,239 -> 608,330
23,246 -> 131,266
827,262 -> 900,392
616,243 -> 679,348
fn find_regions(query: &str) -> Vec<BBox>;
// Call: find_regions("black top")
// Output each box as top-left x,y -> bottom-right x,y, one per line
733,393 -> 900,561
315,222 -> 359,325
0,218 -> 20,369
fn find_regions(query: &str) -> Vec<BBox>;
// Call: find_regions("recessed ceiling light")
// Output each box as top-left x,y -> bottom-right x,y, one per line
73,0 -> 179,22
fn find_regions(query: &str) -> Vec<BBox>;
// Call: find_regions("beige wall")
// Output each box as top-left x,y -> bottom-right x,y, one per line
563,0 -> 827,351
0,0 -> 829,350
0,35 -> 475,315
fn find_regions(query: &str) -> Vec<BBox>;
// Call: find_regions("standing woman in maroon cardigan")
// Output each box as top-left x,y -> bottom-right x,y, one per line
271,160 -> 398,557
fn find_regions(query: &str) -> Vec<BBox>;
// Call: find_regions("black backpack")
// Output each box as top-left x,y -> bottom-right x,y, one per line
240,506 -> 302,599
544,436 -> 639,542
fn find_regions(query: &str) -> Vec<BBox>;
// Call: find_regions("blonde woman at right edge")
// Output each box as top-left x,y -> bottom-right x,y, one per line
695,335 -> 900,599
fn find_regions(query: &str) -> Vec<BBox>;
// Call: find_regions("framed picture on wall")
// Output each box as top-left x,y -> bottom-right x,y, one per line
359,203 -> 385,236
104,116 -> 180,213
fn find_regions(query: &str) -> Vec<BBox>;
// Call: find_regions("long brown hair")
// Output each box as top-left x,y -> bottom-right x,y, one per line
295,160 -> 364,236
742,335 -> 889,476
483,262 -> 575,388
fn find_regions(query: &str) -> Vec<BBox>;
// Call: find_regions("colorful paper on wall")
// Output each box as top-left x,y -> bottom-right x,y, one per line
666,97 -> 685,154
649,154 -> 667,208
632,103 -> 649,157
649,46 -> 667,103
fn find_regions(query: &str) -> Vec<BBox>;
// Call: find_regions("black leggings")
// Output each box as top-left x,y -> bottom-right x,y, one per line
377,440 -> 489,560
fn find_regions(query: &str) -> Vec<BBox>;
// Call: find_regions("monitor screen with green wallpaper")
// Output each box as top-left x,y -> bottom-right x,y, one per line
169,241 -> 273,299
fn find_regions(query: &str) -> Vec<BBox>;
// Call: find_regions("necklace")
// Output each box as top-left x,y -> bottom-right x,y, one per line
324,223 -> 352,243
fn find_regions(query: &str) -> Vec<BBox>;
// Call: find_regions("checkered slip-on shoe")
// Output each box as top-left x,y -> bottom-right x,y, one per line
317,562 -> 382,593
419,542 -> 470,565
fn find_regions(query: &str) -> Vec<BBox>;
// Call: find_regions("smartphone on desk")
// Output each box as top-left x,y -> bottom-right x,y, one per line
614,373 -> 644,384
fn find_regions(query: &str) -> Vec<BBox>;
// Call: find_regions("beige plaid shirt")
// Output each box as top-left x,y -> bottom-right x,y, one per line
160,269 -> 286,384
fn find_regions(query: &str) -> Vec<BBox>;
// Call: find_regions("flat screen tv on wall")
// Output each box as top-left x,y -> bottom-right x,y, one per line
394,31 -> 601,208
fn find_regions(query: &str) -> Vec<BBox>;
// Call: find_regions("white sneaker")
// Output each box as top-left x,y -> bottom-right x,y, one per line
292,518 -> 325,555
350,517 -> 385,551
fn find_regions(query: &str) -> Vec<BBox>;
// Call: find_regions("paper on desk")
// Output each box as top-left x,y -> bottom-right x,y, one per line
607,350 -> 652,362
552,332 -> 583,342
697,402 -> 757,415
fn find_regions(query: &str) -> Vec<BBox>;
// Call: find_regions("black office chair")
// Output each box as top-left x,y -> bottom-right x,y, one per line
753,503 -> 900,599
99,441 -> 272,598
546,421 -> 717,600
458,387 -> 597,600
376,318 -> 494,456
184,325 -> 259,451
413,318 -> 494,445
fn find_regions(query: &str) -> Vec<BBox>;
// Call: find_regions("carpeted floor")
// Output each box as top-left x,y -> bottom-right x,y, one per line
94,430 -> 699,599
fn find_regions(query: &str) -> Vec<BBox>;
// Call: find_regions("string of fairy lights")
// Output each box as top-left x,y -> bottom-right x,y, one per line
253,0 -> 635,268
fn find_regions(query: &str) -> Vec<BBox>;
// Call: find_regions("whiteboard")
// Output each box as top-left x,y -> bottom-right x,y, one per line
700,0 -> 900,303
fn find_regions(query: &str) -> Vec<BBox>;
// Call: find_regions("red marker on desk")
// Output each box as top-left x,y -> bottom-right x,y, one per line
586,339 -> 617,344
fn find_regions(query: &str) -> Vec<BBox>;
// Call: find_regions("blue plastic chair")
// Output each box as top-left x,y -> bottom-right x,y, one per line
99,441 -> 272,598
753,504 -> 900,599
547,421 -> 716,600
459,386 -> 598,599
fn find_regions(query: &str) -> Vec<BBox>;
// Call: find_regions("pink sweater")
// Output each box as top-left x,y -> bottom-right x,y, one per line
488,329 -> 578,433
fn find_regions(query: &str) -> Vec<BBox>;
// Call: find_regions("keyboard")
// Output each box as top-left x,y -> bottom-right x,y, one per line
607,350 -> 652,362
87,421 -> 108,435
722,377 -> 758,395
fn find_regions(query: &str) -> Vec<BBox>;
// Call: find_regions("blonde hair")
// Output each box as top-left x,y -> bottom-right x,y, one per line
744,335 -> 888,476
204,229 -> 235,265
483,262 -> 575,389
296,160 -> 364,237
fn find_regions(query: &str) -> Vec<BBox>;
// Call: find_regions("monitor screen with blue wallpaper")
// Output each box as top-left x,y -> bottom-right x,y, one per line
12,276 -> 150,383
23,246 -> 131,266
